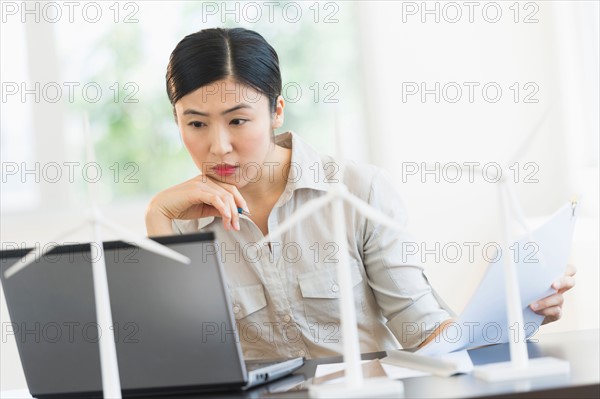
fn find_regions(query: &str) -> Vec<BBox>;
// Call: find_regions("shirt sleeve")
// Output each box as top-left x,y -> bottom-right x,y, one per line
361,168 -> 455,349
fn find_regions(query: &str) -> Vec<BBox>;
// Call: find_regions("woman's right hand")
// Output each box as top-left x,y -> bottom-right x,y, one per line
145,174 -> 250,236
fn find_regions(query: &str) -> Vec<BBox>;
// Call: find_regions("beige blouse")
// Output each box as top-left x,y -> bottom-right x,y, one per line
172,131 -> 453,359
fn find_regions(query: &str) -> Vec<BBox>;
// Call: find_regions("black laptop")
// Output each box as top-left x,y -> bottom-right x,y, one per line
0,232 -> 303,398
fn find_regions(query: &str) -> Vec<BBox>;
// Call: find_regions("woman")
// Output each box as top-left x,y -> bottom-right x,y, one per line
145,27 -> 575,359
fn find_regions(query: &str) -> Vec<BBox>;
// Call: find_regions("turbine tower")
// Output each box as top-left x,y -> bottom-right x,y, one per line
4,114 -> 191,399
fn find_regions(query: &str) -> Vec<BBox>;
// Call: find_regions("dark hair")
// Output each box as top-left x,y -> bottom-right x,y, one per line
166,27 -> 282,115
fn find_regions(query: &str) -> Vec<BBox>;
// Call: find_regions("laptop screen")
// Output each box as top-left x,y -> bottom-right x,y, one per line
0,233 -> 248,397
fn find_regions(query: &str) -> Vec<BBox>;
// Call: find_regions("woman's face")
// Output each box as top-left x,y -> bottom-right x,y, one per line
174,78 -> 284,187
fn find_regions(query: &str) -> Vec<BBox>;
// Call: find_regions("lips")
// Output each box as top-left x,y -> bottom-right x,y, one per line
213,163 -> 238,176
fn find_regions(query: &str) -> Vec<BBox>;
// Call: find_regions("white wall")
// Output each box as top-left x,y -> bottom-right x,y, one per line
1,0 -> 598,392
356,1 -> 599,328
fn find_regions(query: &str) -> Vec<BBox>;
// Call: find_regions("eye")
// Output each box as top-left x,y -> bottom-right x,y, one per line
188,121 -> 206,128
230,119 -> 248,126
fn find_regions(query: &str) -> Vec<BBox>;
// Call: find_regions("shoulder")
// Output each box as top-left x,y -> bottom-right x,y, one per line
338,159 -> 409,226
338,158 -> 395,201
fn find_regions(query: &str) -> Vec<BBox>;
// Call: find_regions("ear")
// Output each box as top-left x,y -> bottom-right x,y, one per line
271,95 -> 285,129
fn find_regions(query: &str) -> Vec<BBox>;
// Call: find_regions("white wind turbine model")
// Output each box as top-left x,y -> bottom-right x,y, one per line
258,106 -> 405,398
470,106 -> 571,381
4,114 -> 191,399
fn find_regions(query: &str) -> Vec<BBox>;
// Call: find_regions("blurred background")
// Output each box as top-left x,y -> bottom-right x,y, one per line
1,0 -> 598,390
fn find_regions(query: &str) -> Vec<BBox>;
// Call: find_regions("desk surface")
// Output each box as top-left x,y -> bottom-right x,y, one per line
195,329 -> 600,399
3,329 -> 598,399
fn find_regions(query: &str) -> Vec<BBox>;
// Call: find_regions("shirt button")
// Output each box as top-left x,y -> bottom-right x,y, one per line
283,314 -> 292,323
232,305 -> 241,314
298,350 -> 306,357
331,284 -> 340,293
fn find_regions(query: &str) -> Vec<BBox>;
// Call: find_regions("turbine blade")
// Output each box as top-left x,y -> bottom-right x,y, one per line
4,220 -> 89,279
258,193 -> 333,247
341,191 -> 405,233
101,219 -> 190,264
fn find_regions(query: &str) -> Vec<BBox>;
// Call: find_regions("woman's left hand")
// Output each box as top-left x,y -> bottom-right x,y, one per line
530,264 -> 577,325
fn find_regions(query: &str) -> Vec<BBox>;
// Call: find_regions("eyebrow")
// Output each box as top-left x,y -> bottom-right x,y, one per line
182,104 -> 252,117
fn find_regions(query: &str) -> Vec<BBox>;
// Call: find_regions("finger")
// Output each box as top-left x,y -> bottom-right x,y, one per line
221,183 -> 250,214
213,185 -> 239,231
208,194 -> 233,231
203,175 -> 249,214
204,181 -> 239,231
566,263 -> 577,277
552,275 -> 576,293
194,190 -> 232,230
226,192 -> 240,231
221,184 -> 241,231
530,293 -> 564,312
538,305 -> 562,321
188,190 -> 226,217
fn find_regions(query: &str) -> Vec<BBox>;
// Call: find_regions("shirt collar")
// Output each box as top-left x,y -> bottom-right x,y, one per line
274,131 -> 332,194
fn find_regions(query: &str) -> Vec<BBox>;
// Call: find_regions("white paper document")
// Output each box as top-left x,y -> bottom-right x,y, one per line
382,349 -> 474,376
418,202 -> 578,356
314,360 -> 428,385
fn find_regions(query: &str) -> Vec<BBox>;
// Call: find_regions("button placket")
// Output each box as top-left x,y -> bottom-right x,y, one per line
266,217 -> 281,264
238,202 -> 306,358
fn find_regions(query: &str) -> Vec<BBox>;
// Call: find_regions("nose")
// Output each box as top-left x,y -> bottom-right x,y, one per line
209,128 -> 233,157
